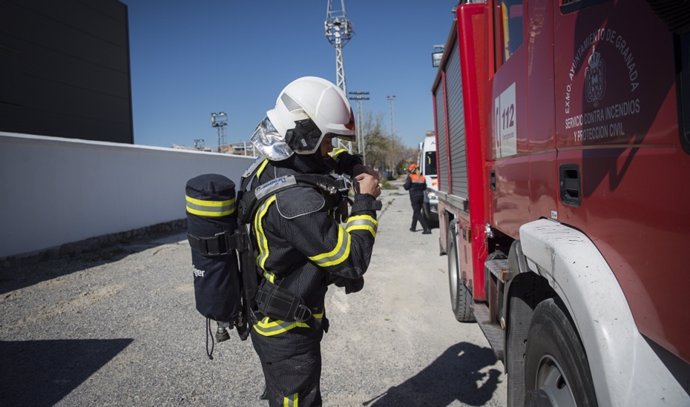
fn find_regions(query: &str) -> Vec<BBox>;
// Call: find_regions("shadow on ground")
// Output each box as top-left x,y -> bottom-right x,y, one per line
0,338 -> 133,406
0,231 -> 185,295
363,342 -> 502,407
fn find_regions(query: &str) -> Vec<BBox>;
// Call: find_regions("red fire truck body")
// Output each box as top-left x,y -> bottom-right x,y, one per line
432,0 -> 689,405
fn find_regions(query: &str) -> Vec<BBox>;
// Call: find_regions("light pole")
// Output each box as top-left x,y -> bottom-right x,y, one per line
348,91 -> 369,164
325,0 -> 354,152
386,95 -> 396,138
210,112 -> 228,153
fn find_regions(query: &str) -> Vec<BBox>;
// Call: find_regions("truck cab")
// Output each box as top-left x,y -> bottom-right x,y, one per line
432,0 -> 690,405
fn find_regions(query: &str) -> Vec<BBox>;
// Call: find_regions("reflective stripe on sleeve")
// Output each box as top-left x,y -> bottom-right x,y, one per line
346,214 -> 378,238
308,226 -> 351,267
185,195 -> 236,217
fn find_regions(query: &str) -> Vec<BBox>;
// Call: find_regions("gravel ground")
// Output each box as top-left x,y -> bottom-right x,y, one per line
0,181 -> 507,407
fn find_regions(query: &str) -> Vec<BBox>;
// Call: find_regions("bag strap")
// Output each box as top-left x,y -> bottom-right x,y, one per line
187,230 -> 246,257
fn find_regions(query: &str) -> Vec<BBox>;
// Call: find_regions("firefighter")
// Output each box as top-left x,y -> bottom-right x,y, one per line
247,76 -> 381,407
403,163 -> 431,234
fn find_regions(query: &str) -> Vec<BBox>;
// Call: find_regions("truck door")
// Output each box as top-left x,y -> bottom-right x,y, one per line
490,0 -> 558,239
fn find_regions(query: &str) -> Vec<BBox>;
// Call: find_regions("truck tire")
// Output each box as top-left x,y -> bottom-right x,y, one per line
447,223 -> 474,322
524,299 -> 598,407
506,294 -> 530,407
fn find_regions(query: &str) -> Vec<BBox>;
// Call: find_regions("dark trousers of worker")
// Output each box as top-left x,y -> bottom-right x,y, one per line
251,329 -> 323,407
410,197 -> 430,232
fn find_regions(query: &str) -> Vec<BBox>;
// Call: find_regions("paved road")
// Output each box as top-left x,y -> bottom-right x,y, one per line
0,181 -> 507,407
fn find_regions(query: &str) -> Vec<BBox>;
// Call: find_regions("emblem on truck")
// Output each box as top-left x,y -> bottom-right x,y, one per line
584,48 -> 606,105
563,28 -> 642,144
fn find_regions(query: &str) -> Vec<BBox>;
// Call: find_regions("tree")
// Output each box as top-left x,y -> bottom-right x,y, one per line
355,112 -> 418,177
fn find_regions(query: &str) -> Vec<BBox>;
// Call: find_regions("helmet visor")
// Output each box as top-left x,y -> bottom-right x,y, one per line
250,116 -> 294,161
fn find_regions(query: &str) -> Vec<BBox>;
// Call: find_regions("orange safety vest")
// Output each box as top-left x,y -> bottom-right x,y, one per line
409,173 -> 426,184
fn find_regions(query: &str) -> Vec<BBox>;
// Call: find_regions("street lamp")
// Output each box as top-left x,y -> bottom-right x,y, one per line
431,44 -> 444,68
210,112 -> 228,153
386,95 -> 396,138
348,91 -> 369,164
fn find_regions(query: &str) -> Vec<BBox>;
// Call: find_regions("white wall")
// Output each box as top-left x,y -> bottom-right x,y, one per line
0,132 -> 255,258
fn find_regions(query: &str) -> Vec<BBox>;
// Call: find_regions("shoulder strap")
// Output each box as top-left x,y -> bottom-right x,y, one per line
238,166 -> 352,225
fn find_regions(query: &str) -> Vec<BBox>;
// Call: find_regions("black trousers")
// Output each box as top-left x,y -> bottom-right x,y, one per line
410,197 -> 430,232
251,330 -> 323,407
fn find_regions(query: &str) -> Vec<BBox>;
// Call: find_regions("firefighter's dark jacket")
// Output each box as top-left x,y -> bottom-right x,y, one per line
249,150 -> 377,348
403,173 -> 427,200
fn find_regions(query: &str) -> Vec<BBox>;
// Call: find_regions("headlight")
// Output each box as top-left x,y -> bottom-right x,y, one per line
426,190 -> 437,200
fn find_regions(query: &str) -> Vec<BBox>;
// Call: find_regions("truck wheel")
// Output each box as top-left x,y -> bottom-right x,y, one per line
447,223 -> 474,322
506,294 -> 530,407
524,299 -> 598,407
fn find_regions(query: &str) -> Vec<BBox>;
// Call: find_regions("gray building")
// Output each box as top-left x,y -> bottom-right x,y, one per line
0,0 -> 133,143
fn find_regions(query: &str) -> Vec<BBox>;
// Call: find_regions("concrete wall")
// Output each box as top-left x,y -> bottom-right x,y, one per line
0,132 -> 255,258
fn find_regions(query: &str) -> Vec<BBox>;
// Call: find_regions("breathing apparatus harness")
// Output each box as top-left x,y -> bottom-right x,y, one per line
186,158 -> 356,358
235,159 -> 355,324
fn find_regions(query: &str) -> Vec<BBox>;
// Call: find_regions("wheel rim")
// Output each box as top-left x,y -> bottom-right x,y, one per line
534,355 -> 577,407
448,232 -> 458,309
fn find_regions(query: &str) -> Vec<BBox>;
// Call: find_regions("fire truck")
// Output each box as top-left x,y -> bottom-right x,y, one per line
432,0 -> 689,405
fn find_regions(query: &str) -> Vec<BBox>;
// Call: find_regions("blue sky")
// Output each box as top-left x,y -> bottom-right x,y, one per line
123,1 -> 458,149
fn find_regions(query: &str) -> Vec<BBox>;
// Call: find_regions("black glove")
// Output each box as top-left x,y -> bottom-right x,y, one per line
332,276 -> 365,294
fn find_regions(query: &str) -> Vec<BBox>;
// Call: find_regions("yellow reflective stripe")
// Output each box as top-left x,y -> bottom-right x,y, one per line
329,148 -> 347,159
256,159 -> 270,178
308,226 -> 351,267
346,215 -> 378,237
252,311 -> 324,337
263,271 -> 276,284
185,195 -> 236,217
254,195 -> 277,271
253,316 -> 309,336
284,393 -> 298,407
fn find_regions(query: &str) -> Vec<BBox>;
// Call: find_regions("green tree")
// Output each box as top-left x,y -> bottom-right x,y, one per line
355,112 -> 418,178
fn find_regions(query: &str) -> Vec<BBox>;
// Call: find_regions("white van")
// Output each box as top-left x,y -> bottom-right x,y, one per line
418,133 -> 438,225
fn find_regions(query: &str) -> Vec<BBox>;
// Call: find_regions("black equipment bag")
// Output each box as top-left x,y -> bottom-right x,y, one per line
185,174 -> 242,324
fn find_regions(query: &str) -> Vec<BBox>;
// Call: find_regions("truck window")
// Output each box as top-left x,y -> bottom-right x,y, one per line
424,151 -> 437,176
497,0 -> 524,62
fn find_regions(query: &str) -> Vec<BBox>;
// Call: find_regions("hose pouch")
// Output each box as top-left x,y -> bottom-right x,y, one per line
255,280 -> 312,322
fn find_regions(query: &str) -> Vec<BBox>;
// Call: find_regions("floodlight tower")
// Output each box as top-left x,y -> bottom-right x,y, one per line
325,0 -> 353,94
325,0 -> 353,152
210,112 -> 228,153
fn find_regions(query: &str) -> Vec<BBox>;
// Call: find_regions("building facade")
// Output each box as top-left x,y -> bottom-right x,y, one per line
0,0 -> 133,143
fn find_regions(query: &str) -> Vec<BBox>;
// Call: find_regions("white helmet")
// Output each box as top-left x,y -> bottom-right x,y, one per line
251,76 -> 355,160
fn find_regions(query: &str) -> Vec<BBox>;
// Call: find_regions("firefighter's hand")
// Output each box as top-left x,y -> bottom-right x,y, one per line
353,164 -> 380,182
356,173 -> 381,198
